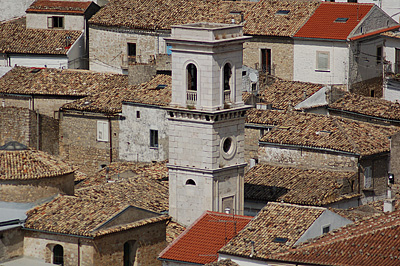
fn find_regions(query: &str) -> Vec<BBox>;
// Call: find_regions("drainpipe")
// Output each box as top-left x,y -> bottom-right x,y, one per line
78,238 -> 81,266
108,116 -> 112,163
36,109 -> 40,150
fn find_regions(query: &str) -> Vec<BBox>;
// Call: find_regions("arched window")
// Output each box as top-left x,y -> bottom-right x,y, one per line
124,240 -> 137,266
187,64 -> 197,91
186,179 -> 196,186
53,245 -> 64,265
223,63 -> 232,91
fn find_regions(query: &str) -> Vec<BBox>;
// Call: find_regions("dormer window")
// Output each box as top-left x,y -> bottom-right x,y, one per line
334,18 -> 349,23
276,10 -> 290,15
48,16 -> 64,29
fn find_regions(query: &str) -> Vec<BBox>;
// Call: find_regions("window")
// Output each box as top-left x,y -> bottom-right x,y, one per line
322,225 -> 330,234
261,49 -> 272,74
187,64 -> 197,91
186,179 -> 196,186
347,0 -> 357,2
48,16 -> 64,29
150,129 -> 158,148
222,196 -> 234,214
136,111 -> 140,118
335,18 -> 349,23
396,48 -> 400,73
53,245 -> 64,265
223,63 -> 232,91
124,241 -> 137,266
127,43 -> 136,63
316,51 -> 330,71
370,89 -> 375,97
97,121 -> 109,142
377,46 -> 382,64
364,166 -> 372,189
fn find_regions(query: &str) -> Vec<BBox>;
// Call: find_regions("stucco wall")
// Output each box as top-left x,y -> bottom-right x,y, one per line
293,40 -> 349,85
119,104 -> 168,163
0,227 -> 24,262
0,0 -> 34,22
26,13 -> 85,30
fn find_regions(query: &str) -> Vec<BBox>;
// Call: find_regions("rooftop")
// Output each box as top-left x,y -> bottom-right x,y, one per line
26,0 -> 93,14
294,2 -> 373,40
219,202 -> 326,260
159,211 -> 252,265
274,210 -> 400,266
258,78 -> 323,110
0,142 -> 74,180
329,93 -> 400,122
24,195 -> 169,237
0,17 -> 82,55
258,110 -> 399,156
245,163 -> 358,206
0,66 -> 128,97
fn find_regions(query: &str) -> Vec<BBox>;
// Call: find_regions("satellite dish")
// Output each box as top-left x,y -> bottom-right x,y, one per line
249,72 -> 258,83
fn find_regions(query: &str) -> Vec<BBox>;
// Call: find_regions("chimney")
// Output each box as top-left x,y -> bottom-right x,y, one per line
384,188 -> 395,212
250,241 -> 255,257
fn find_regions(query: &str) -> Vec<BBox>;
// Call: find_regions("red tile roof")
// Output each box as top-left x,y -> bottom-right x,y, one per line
26,0 -> 93,14
350,25 -> 400,41
159,211 -> 252,265
273,210 -> 400,266
295,2 -> 373,40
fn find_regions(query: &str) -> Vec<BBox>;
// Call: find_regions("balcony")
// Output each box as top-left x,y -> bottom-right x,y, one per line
121,55 -> 137,69
186,90 -> 197,106
224,90 -> 231,103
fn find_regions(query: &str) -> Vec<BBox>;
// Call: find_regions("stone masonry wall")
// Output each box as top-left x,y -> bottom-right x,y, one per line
59,112 -> 119,175
390,132 -> 400,185
360,154 -> 389,203
244,127 -> 261,170
242,36 -> 294,81
0,107 -> 36,147
0,227 -> 24,262
0,173 -> 75,202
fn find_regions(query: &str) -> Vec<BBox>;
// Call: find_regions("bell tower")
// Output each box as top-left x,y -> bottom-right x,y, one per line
166,23 -> 251,226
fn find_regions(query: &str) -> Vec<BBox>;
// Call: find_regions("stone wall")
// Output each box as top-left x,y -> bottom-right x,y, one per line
0,173 -> 75,203
390,132 -> 400,185
349,76 -> 383,98
0,227 -> 24,262
360,154 -> 390,203
242,36 -> 294,81
39,113 -> 59,155
0,107 -> 36,147
59,111 -> 119,175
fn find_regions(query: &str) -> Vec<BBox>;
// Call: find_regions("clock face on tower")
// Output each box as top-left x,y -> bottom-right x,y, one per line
220,136 -> 237,160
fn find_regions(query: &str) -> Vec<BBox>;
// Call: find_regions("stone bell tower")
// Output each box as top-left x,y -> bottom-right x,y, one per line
165,23 -> 251,226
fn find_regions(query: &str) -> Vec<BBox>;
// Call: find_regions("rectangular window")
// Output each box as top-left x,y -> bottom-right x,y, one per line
48,16 -> 64,29
261,48 -> 272,74
316,51 -> 330,71
376,46 -> 382,64
150,129 -> 158,148
322,225 -> 330,234
395,48 -> 400,73
364,166 -> 372,189
128,43 -> 136,64
136,111 -> 140,118
166,45 -> 172,55
97,121 -> 109,142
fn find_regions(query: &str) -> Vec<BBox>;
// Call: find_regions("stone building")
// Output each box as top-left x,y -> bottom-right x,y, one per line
165,23 -> 251,226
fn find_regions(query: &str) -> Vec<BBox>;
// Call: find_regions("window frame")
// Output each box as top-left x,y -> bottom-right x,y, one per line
150,129 -> 159,148
97,120 -> 109,142
53,244 -> 64,265
376,46 -> 383,65
48,16 -> 64,29
316,51 -> 330,72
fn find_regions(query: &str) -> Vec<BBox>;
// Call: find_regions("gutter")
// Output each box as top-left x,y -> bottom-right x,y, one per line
23,227 -> 94,239
327,107 -> 400,124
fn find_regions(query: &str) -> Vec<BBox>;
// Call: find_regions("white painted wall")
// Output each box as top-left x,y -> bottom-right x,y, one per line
294,40 -> 349,85
26,13 -> 85,31
7,55 -> 68,69
67,33 -> 85,69
119,104 -> 169,163
0,0 -> 34,22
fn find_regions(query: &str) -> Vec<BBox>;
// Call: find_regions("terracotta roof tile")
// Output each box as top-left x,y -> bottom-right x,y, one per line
258,78 -> 323,110
0,66 -> 128,96
26,0 -> 93,14
245,163 -> 358,206
219,202 -> 325,259
295,2 -> 373,40
381,30 -> 400,39
24,195 -> 169,237
205,259 -> 239,266
61,75 -> 171,114
159,211 -> 252,265
274,210 -> 400,266
166,221 -> 186,244
75,161 -> 169,213
0,18 -> 82,55
329,93 -> 400,122
350,25 -> 400,41
0,146 -> 74,180
258,110 -> 399,156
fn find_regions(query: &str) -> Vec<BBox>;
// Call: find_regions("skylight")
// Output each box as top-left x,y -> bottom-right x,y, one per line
335,17 -> 349,23
273,237 -> 288,243
276,10 -> 290,15
156,84 -> 167,89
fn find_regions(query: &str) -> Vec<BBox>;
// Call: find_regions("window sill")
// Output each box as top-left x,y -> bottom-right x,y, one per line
315,69 -> 330,73
150,146 -> 159,150
97,140 -> 109,142
362,187 -> 374,191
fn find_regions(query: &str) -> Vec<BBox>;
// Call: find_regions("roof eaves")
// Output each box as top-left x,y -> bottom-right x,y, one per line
349,25 -> 400,41
327,107 -> 400,123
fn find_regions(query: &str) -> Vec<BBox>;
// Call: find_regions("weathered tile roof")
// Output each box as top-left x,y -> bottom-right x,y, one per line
246,108 -> 291,125
273,210 -> 400,266
381,30 -> 400,39
245,163 -> 358,206
89,0 -> 254,31
329,93 -> 400,122
244,0 -> 320,37
0,66 -> 128,97
258,78 -> 323,110
62,74 -> 171,114
26,0 -> 93,14
219,202 -> 325,259
258,110 -> 399,156
0,145 -> 74,180
159,211 -> 252,265
166,221 -> 186,244
295,2 -> 373,40
24,195 -> 169,237
330,205 -> 383,222
0,18 -> 82,55
205,259 -> 239,266
75,161 -> 169,213
89,0 -> 319,37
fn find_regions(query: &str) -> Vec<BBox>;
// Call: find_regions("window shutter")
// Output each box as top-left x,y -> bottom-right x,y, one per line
97,121 -> 109,141
364,166 -> 372,189
47,17 -> 53,28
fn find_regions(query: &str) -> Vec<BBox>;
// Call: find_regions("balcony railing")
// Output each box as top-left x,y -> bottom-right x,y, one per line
187,90 -> 197,106
121,55 -> 138,68
224,90 -> 231,103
